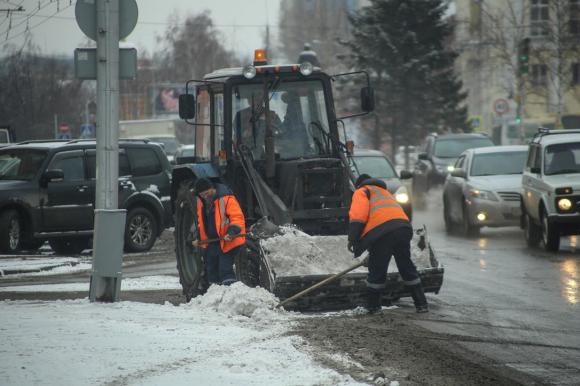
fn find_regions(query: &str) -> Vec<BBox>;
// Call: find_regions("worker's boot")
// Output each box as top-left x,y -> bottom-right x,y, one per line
366,288 -> 382,314
409,284 -> 429,313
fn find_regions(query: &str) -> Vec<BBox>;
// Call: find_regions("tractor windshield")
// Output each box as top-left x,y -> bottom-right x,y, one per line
232,80 -> 331,160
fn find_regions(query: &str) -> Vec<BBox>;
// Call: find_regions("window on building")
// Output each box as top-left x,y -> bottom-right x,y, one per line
530,0 -> 549,37
571,0 -> 580,34
531,64 -> 548,86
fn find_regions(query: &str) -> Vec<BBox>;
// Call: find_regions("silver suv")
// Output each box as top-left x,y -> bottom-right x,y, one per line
522,129 -> 580,251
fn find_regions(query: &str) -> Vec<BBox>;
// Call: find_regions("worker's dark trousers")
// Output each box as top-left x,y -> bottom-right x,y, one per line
366,227 -> 420,290
206,243 -> 237,285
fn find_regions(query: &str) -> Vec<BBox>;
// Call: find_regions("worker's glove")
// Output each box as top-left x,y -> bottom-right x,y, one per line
347,241 -> 355,253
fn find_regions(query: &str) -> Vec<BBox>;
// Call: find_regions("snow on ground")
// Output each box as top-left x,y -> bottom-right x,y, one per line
0,257 -> 92,277
0,282 -> 368,386
261,226 -> 433,277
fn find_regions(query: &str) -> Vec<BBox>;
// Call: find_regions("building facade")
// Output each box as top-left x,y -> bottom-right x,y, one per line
454,0 -> 580,143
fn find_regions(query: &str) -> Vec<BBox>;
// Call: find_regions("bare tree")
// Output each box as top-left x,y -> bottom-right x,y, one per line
154,11 -> 241,82
0,42 -> 87,140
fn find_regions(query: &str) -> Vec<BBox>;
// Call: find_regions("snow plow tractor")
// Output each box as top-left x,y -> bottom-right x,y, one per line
171,50 -> 444,310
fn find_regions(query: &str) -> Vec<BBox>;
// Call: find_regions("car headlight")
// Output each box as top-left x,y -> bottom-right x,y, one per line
395,186 -> 410,204
468,189 -> 498,201
558,198 -> 573,211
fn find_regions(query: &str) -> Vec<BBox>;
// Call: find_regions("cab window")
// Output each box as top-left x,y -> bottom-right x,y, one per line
195,88 -> 211,161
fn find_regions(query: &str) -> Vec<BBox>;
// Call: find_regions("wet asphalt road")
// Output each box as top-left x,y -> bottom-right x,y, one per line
414,192 -> 580,385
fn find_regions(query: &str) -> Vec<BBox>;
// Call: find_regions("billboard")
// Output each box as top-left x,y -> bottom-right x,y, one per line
152,84 -> 186,116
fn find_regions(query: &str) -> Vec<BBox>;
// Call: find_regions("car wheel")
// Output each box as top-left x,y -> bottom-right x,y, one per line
49,237 -> 90,255
523,213 -> 541,247
443,197 -> 454,233
541,210 -> 560,252
0,210 -> 22,253
462,203 -> 480,237
125,207 -> 158,253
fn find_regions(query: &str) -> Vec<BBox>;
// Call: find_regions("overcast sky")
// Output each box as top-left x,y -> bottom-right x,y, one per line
0,0 -> 280,59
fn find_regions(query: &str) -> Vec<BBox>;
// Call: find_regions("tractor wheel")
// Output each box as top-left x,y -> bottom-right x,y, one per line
174,181 -> 207,301
0,210 -> 22,254
49,237 -> 90,255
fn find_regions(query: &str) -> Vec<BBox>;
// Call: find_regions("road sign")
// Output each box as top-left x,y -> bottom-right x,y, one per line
75,0 -> 138,41
493,98 -> 509,115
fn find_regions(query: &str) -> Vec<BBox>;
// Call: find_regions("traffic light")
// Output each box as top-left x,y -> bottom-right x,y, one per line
518,38 -> 530,76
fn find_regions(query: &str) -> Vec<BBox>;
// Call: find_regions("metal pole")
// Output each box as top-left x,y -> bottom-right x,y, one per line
90,0 -> 125,303
96,0 -> 119,210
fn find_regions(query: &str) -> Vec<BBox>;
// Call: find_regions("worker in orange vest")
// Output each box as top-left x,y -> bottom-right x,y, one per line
348,174 -> 428,313
192,178 -> 246,285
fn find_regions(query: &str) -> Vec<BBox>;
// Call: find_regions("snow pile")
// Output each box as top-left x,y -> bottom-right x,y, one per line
261,226 -> 434,277
190,281 -> 282,320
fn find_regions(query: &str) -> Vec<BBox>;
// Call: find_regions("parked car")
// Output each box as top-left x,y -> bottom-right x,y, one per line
413,133 -> 494,202
521,129 -> 580,252
0,139 -> 173,255
348,149 -> 414,220
443,145 -> 528,236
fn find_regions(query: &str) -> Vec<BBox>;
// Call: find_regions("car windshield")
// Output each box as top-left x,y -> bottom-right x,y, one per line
434,137 -> 494,158
350,155 -> 397,179
544,142 -> 580,175
232,80 -> 331,160
470,151 -> 528,176
0,150 -> 48,180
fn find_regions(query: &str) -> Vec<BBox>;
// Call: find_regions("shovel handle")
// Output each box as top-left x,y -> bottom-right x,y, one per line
195,233 -> 247,245
276,255 -> 369,309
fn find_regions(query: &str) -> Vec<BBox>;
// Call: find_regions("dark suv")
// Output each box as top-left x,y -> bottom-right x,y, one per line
0,139 -> 172,255
412,133 -> 494,199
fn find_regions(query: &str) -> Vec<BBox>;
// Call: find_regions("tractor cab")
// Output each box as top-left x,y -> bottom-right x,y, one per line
176,49 -> 374,234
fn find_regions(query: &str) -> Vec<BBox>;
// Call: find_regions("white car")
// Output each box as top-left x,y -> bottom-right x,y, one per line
443,145 -> 528,236
521,129 -> 580,251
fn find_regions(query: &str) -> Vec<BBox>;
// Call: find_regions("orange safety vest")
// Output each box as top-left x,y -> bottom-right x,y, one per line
349,184 -> 409,239
197,194 -> 246,253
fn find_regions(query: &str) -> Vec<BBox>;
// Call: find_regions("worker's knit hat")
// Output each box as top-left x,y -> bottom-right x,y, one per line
355,173 -> 372,188
195,178 -> 214,193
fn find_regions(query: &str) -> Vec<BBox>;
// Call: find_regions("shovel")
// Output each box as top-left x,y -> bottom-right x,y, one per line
276,255 -> 369,309
194,233 -> 247,245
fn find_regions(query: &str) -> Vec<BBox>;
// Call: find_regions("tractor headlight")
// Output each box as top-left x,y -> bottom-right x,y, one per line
299,62 -> 313,76
242,65 -> 256,79
395,186 -> 409,204
558,198 -> 573,211
468,189 -> 498,201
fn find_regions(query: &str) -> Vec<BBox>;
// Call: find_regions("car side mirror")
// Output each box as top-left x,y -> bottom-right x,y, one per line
399,170 -> 413,180
530,167 -> 540,174
418,152 -> 428,161
361,86 -> 375,112
450,169 -> 467,178
179,94 -> 195,120
41,169 -> 64,187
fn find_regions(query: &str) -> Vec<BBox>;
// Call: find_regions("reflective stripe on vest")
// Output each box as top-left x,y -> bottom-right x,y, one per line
366,186 -> 404,213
